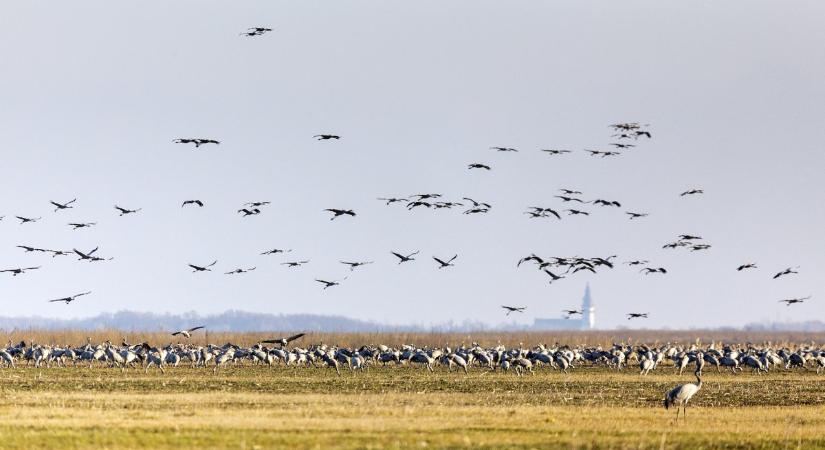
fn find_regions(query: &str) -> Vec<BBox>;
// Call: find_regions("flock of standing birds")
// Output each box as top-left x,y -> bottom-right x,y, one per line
0,25 -> 814,421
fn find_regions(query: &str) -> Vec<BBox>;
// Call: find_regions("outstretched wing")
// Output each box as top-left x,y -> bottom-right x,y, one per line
187,326 -> 205,333
285,333 -> 306,343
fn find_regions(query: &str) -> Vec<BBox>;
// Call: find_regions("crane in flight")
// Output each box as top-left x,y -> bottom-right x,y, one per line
0,266 -> 41,276
261,333 -> 306,348
189,260 -> 218,272
502,305 -> 526,316
50,198 -> 77,212
171,326 -> 205,338
48,291 -> 91,304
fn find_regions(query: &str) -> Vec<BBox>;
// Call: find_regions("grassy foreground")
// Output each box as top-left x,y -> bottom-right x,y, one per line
0,365 -> 824,449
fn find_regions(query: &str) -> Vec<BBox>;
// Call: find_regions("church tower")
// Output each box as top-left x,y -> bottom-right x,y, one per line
581,283 -> 595,330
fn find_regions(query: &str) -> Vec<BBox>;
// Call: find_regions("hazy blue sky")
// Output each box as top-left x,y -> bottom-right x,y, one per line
1,1 -> 823,328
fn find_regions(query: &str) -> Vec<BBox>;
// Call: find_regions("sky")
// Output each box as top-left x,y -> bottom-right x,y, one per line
1,1 -> 824,329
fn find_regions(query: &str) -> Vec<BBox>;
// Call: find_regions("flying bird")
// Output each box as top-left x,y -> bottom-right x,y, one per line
244,201 -> 270,208
313,134 -> 340,140
240,27 -> 272,36
566,209 -> 590,216
315,279 -> 343,289
736,263 -> 757,271
502,305 -> 526,316
50,199 -> 76,212
640,267 -> 667,275
626,212 -> 648,219
779,295 -> 810,306
73,247 -> 109,262
680,189 -> 704,196
189,260 -> 218,272
48,291 -> 91,304
541,149 -> 571,155
468,163 -> 491,170
627,313 -> 648,320
584,150 -> 621,157
238,208 -> 261,217
377,197 -> 409,205
173,138 -> 220,148
490,146 -> 518,152
591,199 -> 621,208
17,245 -> 46,253
68,222 -> 96,230
225,267 -> 256,275
609,143 -> 636,149
559,189 -> 583,195
624,260 -> 649,266
261,333 -> 306,348
462,198 -> 491,209
261,248 -> 292,255
340,261 -> 374,271
555,196 -> 584,203
543,269 -> 565,283
391,250 -> 419,264
325,209 -> 356,220
16,216 -> 41,224
182,200 -> 204,208
773,267 -> 799,279
115,205 -> 141,216
171,326 -> 205,338
562,309 -> 582,318
0,266 -> 41,276
433,255 -> 458,269
281,260 -> 310,267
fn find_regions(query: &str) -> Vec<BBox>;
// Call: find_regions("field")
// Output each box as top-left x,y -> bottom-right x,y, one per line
2,331 -> 825,449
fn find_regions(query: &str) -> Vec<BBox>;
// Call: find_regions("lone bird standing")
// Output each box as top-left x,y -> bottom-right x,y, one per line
664,372 -> 703,422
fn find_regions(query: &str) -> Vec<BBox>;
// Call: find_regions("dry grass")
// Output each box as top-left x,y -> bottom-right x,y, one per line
2,330 -> 825,448
6,329 -> 825,349
0,362 -> 823,449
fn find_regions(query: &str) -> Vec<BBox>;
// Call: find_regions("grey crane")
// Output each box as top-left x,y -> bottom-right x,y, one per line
48,291 -> 91,304
433,255 -> 457,269
391,250 -> 419,264
114,205 -> 141,216
171,326 -> 205,338
189,260 -> 218,272
502,306 -> 526,316
50,198 -> 77,212
664,372 -> 703,421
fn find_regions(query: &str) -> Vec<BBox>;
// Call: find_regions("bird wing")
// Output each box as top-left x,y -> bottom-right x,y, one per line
75,291 -> 92,298
433,257 -> 446,265
48,298 -> 68,303
285,333 -> 306,343
448,255 -> 458,263
188,326 -> 205,332
171,331 -> 182,336
391,252 -> 405,260
207,260 -> 218,267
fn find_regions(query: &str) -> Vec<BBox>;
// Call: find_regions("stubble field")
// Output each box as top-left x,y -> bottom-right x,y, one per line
2,331 -> 825,449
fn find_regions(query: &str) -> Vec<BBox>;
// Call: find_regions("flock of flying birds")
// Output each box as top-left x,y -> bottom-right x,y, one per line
0,27 -> 811,329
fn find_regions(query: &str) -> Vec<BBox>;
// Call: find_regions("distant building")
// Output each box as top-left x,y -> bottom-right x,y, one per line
533,284 -> 595,330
